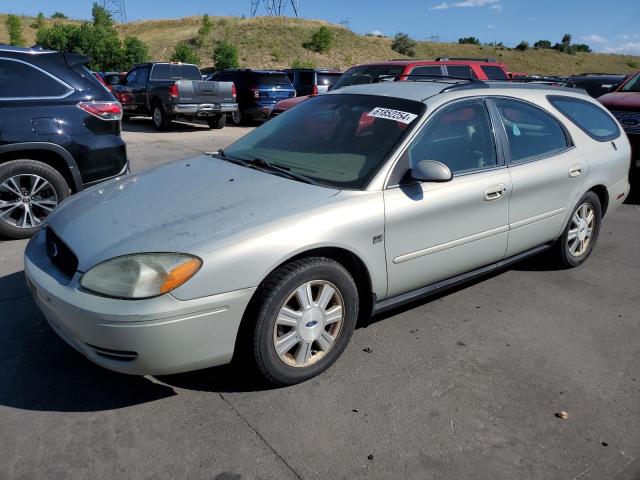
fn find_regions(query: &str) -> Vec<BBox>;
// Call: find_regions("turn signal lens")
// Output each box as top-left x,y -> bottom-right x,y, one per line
160,258 -> 202,294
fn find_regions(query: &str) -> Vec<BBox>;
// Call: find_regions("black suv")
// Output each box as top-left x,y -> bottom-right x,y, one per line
206,69 -> 295,125
0,45 -> 128,239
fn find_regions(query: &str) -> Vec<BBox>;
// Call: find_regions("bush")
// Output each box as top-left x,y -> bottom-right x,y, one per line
51,12 -> 68,19
515,41 -> 529,51
5,14 -> 25,47
458,36 -> 480,45
171,42 -> 201,65
290,58 -> 316,69
572,43 -> 592,53
304,26 -> 332,53
31,12 -> 45,30
196,14 -> 213,46
212,40 -> 239,70
391,32 -> 416,57
533,39 -> 552,49
121,37 -> 150,68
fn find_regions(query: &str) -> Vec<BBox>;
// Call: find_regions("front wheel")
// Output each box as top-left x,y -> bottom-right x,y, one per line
250,257 -> 359,385
553,191 -> 602,268
207,114 -> 226,129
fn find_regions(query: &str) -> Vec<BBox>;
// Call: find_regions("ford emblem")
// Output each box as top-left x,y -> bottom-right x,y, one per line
305,320 -> 318,328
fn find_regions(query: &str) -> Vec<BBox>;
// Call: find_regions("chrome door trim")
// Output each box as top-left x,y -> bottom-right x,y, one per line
393,224 -> 509,264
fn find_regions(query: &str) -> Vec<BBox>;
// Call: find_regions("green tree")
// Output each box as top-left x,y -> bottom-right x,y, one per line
120,36 -> 150,70
5,14 -> 25,46
212,40 -> 239,70
51,12 -> 68,19
31,12 -> 45,30
533,39 -> 552,49
92,2 -> 113,28
391,32 -> 416,57
304,26 -> 333,53
515,41 -> 529,51
458,36 -> 481,45
171,42 -> 201,65
196,13 -> 213,46
554,33 -> 573,53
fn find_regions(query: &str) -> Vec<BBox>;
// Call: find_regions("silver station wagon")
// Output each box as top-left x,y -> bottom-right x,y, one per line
25,79 -> 631,385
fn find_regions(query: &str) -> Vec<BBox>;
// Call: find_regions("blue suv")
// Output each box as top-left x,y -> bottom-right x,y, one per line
0,45 -> 128,239
207,69 -> 295,125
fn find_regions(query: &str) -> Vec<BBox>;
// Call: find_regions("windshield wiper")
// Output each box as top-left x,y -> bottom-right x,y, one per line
213,149 -> 247,166
246,157 -> 320,186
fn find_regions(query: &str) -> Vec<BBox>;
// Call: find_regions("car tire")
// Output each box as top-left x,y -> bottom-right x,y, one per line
553,191 -> 602,268
0,159 -> 70,239
152,104 -> 171,131
207,114 -> 226,129
230,110 -> 244,126
250,257 -> 359,386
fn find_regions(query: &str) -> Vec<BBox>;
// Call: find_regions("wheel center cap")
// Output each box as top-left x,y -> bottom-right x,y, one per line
299,309 -> 324,342
22,197 -> 30,204
577,219 -> 588,241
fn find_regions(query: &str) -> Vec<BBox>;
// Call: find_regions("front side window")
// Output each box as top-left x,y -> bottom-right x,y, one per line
125,68 -> 139,84
619,71 -> 640,92
548,95 -> 620,141
0,59 -> 71,98
407,100 -> 497,174
224,94 -> 425,189
481,65 -> 508,80
494,99 -> 570,163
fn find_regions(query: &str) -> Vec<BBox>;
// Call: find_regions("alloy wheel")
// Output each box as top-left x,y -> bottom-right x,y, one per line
272,280 -> 344,368
567,202 -> 595,257
0,174 -> 58,229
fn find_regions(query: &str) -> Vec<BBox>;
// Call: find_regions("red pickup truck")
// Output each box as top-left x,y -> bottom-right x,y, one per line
599,69 -> 640,183
271,57 -> 510,117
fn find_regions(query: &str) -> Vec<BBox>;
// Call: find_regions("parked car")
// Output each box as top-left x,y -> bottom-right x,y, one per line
206,69 -> 296,124
599,69 -> 640,183
563,73 -> 628,98
113,62 -> 237,130
0,45 -> 128,240
283,68 -> 342,96
271,57 -> 511,117
25,80 -> 630,385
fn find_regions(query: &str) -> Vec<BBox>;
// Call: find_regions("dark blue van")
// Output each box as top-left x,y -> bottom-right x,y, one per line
207,69 -> 296,125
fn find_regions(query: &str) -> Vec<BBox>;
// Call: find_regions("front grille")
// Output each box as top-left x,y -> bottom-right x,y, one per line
611,110 -> 640,135
45,227 -> 78,278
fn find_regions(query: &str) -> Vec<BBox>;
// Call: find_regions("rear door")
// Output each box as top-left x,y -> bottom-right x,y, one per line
384,99 -> 511,297
489,97 -> 585,256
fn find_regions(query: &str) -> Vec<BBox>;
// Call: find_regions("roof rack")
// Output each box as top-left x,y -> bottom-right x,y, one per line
435,57 -> 498,63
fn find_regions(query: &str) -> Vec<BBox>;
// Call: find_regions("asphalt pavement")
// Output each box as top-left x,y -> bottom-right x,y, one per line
1,118 -> 639,479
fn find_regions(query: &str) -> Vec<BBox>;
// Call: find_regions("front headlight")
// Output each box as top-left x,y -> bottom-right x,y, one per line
80,253 -> 202,299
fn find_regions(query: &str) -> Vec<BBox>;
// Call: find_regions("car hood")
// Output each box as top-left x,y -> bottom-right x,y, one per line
47,155 -> 339,271
599,92 -> 640,110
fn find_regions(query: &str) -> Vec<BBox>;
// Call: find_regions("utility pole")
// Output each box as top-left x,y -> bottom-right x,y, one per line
100,0 -> 127,23
250,0 -> 299,17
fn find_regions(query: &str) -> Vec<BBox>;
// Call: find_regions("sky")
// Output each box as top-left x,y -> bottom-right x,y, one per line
3,0 -> 640,55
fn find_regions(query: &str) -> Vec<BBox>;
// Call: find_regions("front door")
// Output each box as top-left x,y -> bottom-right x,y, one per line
384,99 -> 511,298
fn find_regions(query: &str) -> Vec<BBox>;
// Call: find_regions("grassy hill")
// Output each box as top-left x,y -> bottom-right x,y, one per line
2,13 -> 639,75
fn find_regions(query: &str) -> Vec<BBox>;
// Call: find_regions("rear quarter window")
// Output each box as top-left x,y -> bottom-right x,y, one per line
0,59 -> 71,98
548,95 -> 620,141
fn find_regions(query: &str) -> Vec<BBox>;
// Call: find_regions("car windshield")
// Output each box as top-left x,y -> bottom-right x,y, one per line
620,71 -> 640,92
331,65 -> 405,90
223,94 -> 425,189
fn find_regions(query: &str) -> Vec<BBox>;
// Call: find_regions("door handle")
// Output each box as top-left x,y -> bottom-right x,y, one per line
484,184 -> 506,201
569,166 -> 583,178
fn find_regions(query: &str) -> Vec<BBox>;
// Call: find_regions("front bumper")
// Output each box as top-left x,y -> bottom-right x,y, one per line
24,230 -> 255,375
173,103 -> 238,115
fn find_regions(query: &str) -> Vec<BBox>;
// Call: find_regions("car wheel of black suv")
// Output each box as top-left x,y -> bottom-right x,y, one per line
207,114 -> 226,129
0,159 -> 70,239
250,257 -> 359,386
152,104 -> 171,131
553,191 -> 602,268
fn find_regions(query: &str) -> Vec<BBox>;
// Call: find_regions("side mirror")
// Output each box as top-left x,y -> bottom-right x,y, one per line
410,160 -> 452,182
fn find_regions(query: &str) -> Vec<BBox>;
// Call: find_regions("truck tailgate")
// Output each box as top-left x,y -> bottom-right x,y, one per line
177,80 -> 235,104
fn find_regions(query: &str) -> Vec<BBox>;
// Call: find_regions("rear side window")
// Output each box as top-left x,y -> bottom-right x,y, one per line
250,73 -> 292,87
494,99 -> 570,163
446,65 -> 475,79
481,65 -> 508,80
548,95 -> 620,141
410,66 -> 443,77
0,59 -> 71,98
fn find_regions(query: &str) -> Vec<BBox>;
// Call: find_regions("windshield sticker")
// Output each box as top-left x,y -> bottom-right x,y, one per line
367,107 -> 418,124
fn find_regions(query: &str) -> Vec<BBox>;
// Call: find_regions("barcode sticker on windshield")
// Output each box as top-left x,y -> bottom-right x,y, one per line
367,107 -> 418,124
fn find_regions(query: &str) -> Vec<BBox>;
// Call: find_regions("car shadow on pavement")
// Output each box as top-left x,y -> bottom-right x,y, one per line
122,118 -> 210,133
0,271 -> 177,412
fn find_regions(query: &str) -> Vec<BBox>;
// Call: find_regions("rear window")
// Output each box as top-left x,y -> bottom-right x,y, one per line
298,71 -> 314,85
332,65 -> 404,90
548,95 -> 620,141
481,65 -> 508,80
317,73 -> 341,86
251,73 -> 293,87
150,63 -> 202,80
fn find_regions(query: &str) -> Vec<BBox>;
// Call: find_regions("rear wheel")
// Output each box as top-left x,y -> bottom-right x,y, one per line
553,191 -> 602,268
207,114 -> 226,129
230,110 -> 243,126
152,104 -> 171,130
250,257 -> 359,385
0,159 -> 69,239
